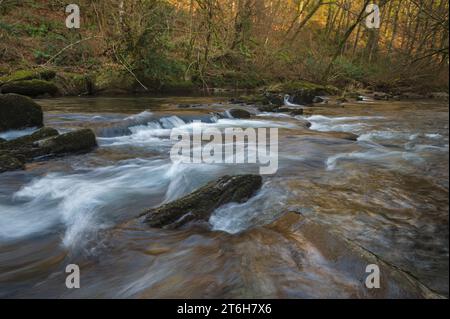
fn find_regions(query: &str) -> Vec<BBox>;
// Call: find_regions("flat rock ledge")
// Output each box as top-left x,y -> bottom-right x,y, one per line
0,128 -> 97,173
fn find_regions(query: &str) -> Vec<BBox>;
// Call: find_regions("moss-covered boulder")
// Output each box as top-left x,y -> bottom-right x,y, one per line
228,108 -> 252,119
36,129 -> 97,156
0,128 -> 97,174
0,94 -> 43,132
0,69 -> 56,85
0,79 -> 59,97
0,127 -> 59,150
143,175 -> 263,229
0,154 -> 25,173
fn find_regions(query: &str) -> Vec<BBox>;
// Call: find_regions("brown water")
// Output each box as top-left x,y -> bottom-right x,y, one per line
0,96 -> 448,298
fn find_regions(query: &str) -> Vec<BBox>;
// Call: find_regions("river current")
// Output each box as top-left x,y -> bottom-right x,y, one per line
0,96 -> 448,298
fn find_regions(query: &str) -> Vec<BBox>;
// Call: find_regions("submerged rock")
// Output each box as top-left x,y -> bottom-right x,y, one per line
263,212 -> 443,299
0,94 -> 43,132
1,80 -> 59,97
228,108 -> 252,119
1,128 -> 97,173
143,175 -> 263,228
324,131 -> 359,141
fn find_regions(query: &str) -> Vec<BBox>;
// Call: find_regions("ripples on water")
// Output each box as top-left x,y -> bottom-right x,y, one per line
0,97 -> 448,298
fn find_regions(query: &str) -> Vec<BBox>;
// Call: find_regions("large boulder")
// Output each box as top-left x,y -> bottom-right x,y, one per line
0,127 -> 59,150
36,129 -> 97,157
0,69 -> 56,85
0,94 -> 43,132
1,129 -> 97,173
0,80 -> 59,97
143,175 -> 263,228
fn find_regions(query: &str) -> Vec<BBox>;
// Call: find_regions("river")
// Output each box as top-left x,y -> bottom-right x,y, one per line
0,96 -> 448,298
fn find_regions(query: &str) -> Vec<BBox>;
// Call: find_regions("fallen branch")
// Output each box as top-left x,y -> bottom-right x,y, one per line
112,44 -> 149,92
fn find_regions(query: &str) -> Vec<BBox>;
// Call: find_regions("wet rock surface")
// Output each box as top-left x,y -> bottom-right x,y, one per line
0,128 -> 97,173
0,94 -> 43,131
143,175 -> 263,228
228,108 -> 252,119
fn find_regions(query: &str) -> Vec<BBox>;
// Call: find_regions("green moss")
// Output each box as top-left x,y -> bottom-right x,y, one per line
38,129 -> 97,155
0,79 -> 59,97
0,127 -> 59,150
0,69 -> 56,84
94,69 -> 135,94
0,94 -> 43,131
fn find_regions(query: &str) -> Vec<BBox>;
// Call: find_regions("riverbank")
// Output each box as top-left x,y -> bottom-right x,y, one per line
1,68 -> 449,105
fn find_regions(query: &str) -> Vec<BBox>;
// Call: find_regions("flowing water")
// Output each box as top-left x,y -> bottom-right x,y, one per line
0,96 -> 448,298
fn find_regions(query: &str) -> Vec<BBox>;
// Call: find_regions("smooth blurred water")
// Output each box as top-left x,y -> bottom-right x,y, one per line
0,96 -> 448,298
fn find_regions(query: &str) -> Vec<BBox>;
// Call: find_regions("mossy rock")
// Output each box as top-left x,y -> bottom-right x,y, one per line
0,69 -> 56,85
0,79 -> 59,97
0,154 -> 25,173
143,175 -> 263,228
1,129 -> 97,173
0,127 -> 59,150
229,108 -> 252,119
37,129 -> 97,156
0,94 -> 43,132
